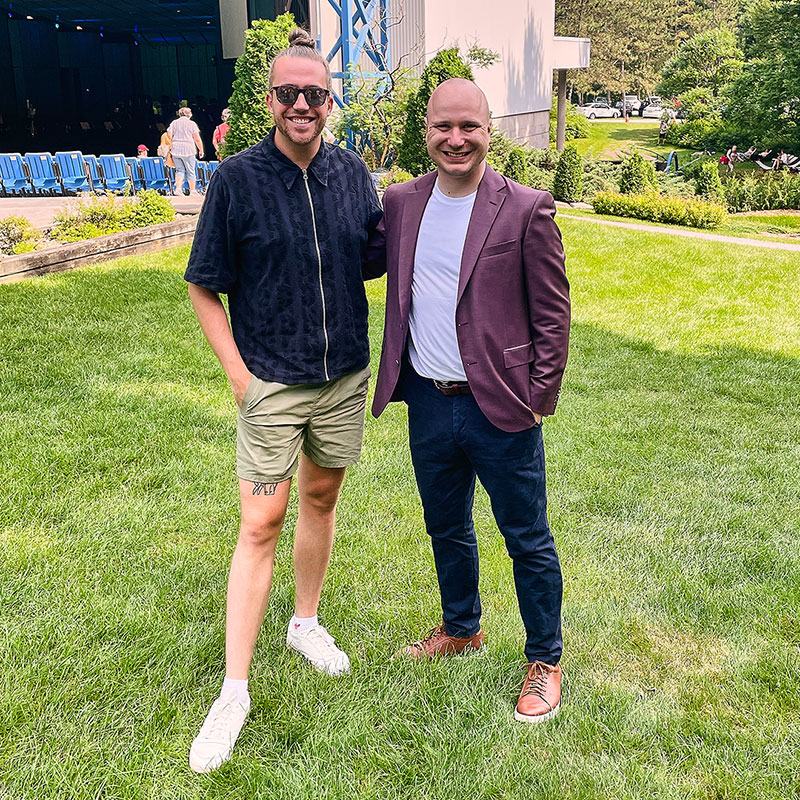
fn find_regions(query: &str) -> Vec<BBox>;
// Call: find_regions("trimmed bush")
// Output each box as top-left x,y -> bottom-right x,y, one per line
592,191 -> 726,228
223,15 -> 295,158
397,48 -> 474,176
695,160 -> 725,201
552,144 -> 583,202
723,172 -> 800,213
377,168 -> 414,190
549,100 -> 591,143
503,147 -> 531,186
51,191 -> 175,242
0,216 -> 41,256
582,160 -> 622,201
619,152 -> 658,195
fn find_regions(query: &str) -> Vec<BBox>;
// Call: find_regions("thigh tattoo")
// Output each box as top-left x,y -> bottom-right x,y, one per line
252,482 -> 278,496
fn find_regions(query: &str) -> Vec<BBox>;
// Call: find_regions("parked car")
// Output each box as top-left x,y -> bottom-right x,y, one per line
614,95 -> 642,114
641,103 -> 676,119
577,102 -> 620,119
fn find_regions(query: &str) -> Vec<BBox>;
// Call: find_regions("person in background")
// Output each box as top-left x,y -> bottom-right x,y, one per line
212,108 -> 231,158
136,144 -> 148,158
658,118 -> 668,145
725,144 -> 739,173
167,107 -> 204,195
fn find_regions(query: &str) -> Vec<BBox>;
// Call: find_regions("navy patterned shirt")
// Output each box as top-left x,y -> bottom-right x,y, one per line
185,130 -> 383,384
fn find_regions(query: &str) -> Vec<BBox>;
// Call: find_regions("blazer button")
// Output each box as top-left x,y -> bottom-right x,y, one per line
395,359 -> 400,365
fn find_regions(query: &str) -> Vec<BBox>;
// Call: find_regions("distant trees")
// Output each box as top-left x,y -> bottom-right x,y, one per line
658,28 -> 743,97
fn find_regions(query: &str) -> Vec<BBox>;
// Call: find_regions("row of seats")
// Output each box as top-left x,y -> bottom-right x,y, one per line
0,152 -> 220,198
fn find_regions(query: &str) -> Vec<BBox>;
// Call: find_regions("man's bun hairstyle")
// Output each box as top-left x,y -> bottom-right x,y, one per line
269,27 -> 332,91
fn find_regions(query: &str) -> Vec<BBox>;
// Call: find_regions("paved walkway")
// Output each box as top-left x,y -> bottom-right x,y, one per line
0,194 -> 204,228
556,207 -> 800,252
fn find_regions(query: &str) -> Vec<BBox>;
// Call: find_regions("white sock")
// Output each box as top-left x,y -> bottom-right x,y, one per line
289,614 -> 318,634
221,677 -> 250,706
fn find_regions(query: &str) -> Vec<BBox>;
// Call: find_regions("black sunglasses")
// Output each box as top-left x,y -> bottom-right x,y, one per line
272,85 -> 330,107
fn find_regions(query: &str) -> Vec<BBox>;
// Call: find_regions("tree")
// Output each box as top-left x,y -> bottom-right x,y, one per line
397,48 -> 474,176
658,27 -> 743,97
724,0 -> 800,151
223,14 -> 296,158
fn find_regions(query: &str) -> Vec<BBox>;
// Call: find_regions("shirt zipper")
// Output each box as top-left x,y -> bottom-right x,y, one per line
302,168 -> 329,381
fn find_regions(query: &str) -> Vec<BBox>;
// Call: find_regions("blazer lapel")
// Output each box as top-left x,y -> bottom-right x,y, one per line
397,172 -> 436,322
457,167 -> 506,304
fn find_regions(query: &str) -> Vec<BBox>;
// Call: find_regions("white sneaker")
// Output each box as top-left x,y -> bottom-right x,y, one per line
189,693 -> 250,774
286,624 -> 351,676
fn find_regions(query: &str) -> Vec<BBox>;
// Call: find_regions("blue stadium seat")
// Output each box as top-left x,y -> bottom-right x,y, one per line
82,155 -> 106,193
138,156 -> 172,194
206,161 -> 220,177
97,154 -> 131,193
126,157 -> 145,192
23,153 -> 63,195
54,151 -> 91,194
0,153 -> 32,196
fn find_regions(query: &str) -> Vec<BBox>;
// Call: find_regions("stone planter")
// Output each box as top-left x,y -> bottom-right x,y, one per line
0,217 -> 197,284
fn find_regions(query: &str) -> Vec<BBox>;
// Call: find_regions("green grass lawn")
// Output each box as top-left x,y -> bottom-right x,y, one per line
558,206 -> 800,242
2,223 -> 799,798
571,120 -> 694,162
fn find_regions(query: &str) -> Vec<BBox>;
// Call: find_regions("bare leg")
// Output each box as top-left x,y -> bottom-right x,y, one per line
225,477 -> 292,679
293,456 -> 346,618
189,180 -> 197,194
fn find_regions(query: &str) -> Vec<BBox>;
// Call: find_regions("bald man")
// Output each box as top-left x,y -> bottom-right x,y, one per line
365,79 -> 571,722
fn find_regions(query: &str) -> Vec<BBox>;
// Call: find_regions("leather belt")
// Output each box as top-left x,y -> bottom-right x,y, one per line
432,379 -> 472,396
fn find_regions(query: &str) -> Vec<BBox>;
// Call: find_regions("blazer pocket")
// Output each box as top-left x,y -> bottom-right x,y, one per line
503,342 -> 534,368
480,239 -> 517,257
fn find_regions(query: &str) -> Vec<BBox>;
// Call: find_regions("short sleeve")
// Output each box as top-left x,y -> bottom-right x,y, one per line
184,171 -> 237,293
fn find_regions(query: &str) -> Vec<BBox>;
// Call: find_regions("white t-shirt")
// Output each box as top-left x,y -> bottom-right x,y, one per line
408,182 -> 477,381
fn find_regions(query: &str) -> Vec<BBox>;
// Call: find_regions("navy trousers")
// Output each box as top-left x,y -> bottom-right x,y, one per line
403,367 -> 563,664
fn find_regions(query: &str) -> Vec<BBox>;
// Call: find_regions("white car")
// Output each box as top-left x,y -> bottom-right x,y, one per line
578,102 -> 620,119
641,103 -> 676,119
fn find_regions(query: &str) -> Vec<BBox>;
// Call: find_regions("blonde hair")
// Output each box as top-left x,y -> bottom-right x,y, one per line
269,28 -> 332,91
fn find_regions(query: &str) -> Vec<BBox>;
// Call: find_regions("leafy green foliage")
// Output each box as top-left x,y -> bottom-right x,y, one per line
549,100 -> 591,143
592,190 -> 727,227
50,191 -> 175,242
695,160 -> 725,201
0,215 -> 41,256
553,144 -> 584,202
658,27 -> 743,97
724,0 -> 800,152
223,15 -> 296,158
397,48 -> 474,176
377,168 -> 414,189
723,172 -> 800,212
332,71 -> 416,170
619,152 -> 658,194
581,159 -> 623,200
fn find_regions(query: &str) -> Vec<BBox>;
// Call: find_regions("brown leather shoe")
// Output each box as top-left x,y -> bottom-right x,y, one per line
514,661 -> 562,723
394,623 -> 484,659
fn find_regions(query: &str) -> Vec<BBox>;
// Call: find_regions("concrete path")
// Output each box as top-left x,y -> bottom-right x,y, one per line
0,194 -> 203,228
555,208 -> 800,252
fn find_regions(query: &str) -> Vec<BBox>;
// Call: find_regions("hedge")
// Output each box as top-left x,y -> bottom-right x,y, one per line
723,172 -> 800,213
592,191 -> 727,228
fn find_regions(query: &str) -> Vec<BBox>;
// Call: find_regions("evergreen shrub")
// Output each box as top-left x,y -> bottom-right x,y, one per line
503,147 -> 531,185
619,152 -> 658,194
223,14 -> 295,158
397,48 -> 474,176
723,172 -> 800,212
592,191 -> 726,228
552,144 -> 583,202
695,160 -> 725,201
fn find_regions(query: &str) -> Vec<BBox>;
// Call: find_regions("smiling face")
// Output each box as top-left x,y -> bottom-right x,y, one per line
266,56 -> 333,152
425,79 -> 491,188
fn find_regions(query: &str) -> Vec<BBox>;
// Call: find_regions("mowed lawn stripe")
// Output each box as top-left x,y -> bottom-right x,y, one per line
0,224 -> 798,799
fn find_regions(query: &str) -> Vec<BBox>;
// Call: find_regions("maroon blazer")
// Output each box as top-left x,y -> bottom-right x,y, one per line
365,166 -> 570,433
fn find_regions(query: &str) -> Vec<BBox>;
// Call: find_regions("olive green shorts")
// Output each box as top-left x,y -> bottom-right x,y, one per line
236,366 -> 370,484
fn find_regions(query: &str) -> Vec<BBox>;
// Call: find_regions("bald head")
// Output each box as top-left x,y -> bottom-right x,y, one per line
427,78 -> 490,124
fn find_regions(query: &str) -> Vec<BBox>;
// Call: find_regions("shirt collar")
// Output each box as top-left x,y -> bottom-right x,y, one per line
259,129 -> 330,189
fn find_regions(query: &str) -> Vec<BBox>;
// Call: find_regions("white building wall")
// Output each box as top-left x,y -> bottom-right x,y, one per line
423,0 -> 555,120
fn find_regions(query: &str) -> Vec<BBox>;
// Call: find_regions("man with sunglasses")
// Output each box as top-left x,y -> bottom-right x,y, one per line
184,29 -> 382,773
